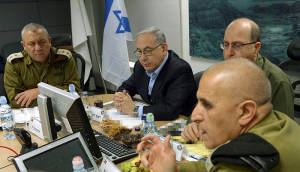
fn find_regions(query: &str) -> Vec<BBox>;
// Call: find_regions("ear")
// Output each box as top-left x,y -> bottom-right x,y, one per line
238,100 -> 257,126
48,37 -> 52,46
254,42 -> 261,54
21,41 -> 25,48
161,43 -> 168,52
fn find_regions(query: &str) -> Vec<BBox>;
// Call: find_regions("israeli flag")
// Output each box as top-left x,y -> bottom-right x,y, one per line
102,0 -> 133,87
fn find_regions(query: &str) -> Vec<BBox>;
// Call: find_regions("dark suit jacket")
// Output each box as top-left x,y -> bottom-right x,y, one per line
117,50 -> 197,120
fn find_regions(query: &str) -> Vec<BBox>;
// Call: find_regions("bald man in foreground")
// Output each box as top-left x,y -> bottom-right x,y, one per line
137,58 -> 300,172
182,17 -> 294,143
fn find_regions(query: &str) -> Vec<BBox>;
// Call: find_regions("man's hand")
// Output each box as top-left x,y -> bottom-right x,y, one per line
120,91 -> 135,115
113,91 -> 124,111
15,88 -> 39,107
137,135 -> 177,172
113,90 -> 135,115
181,122 -> 202,142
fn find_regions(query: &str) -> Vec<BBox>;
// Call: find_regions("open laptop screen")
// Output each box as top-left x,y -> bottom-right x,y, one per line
14,132 -> 98,172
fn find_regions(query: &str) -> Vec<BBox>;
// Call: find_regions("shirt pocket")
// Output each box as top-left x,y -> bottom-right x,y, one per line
46,67 -> 65,86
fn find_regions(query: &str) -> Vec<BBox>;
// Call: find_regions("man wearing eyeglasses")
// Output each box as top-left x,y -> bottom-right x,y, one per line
222,18 -> 294,119
181,18 -> 294,143
113,26 -> 197,120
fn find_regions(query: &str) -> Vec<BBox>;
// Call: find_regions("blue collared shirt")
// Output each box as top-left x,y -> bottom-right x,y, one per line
138,52 -> 169,118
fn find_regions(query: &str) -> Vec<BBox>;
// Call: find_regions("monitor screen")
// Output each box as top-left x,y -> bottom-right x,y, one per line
13,132 -> 99,172
37,82 -> 102,160
24,137 -> 93,171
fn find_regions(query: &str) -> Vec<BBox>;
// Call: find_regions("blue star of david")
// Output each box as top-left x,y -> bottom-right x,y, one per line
113,10 -> 131,34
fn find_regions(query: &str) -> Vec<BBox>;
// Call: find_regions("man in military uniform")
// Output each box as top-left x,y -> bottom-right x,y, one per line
137,58 -> 300,172
4,23 -> 80,108
182,18 -> 294,143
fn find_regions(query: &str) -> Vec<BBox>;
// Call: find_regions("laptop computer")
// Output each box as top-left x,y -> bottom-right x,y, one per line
13,132 -> 99,172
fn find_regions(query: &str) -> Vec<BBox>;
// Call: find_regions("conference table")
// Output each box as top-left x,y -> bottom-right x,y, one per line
0,94 -> 174,172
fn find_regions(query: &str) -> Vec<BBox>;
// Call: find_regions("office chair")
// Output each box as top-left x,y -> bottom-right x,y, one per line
194,71 -> 205,89
0,42 -> 23,101
52,33 -> 87,91
279,39 -> 300,118
185,70 -> 205,124
71,51 -> 86,91
0,73 -> 5,96
292,81 -> 300,117
0,55 -> 5,97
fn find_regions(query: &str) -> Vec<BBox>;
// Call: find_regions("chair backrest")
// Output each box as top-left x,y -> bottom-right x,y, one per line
0,42 -> 22,101
72,51 -> 86,90
52,33 -> 86,91
279,39 -> 300,117
55,45 -> 86,91
194,71 -> 205,90
0,55 -> 5,97
0,73 -> 5,96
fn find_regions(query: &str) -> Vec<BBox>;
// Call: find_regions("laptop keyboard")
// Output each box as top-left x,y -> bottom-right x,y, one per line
93,130 -> 138,163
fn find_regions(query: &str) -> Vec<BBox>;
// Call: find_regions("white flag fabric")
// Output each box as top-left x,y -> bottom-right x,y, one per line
71,0 -> 92,84
102,0 -> 133,87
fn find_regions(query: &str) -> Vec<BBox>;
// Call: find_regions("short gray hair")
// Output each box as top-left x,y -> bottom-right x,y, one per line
136,26 -> 166,45
21,23 -> 49,40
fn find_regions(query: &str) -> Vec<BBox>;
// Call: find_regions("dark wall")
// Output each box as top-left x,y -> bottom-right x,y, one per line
0,0 -> 71,61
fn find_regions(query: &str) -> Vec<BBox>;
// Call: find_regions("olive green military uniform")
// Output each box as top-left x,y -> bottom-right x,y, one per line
4,47 -> 80,108
179,110 -> 300,172
256,54 -> 294,119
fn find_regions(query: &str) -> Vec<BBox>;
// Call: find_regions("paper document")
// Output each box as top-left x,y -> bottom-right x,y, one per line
13,106 -> 39,123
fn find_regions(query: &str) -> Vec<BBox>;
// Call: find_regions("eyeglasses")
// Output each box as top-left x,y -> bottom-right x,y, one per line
135,44 -> 162,58
220,41 -> 257,50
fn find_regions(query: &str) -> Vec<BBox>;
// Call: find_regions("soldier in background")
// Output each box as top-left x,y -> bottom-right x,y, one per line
4,23 -> 80,108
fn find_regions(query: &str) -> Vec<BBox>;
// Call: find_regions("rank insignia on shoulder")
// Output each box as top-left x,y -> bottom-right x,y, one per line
57,49 -> 72,59
7,52 -> 24,63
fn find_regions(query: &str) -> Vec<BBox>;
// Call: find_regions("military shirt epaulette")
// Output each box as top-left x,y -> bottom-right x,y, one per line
7,52 -> 23,63
56,49 -> 72,59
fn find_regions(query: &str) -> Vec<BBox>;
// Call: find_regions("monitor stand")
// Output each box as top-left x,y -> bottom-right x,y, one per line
37,95 -> 57,142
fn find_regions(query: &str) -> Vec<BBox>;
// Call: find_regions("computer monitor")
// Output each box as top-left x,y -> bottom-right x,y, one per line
13,132 -> 99,172
37,82 -> 102,160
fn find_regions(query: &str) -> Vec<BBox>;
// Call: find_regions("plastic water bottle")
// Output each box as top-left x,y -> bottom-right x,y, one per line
141,114 -> 147,131
72,156 -> 88,172
80,91 -> 89,107
69,84 -> 79,96
143,113 -> 159,136
0,96 -> 15,139
79,91 -> 92,120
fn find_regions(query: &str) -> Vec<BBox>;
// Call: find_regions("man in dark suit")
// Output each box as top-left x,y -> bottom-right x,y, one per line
113,26 -> 196,121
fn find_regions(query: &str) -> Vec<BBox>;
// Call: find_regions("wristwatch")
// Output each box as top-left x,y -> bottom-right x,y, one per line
133,106 -> 139,117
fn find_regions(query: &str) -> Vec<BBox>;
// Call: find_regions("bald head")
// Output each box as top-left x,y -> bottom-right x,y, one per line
192,58 -> 272,149
223,18 -> 261,61
226,18 -> 260,42
202,58 -> 271,106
